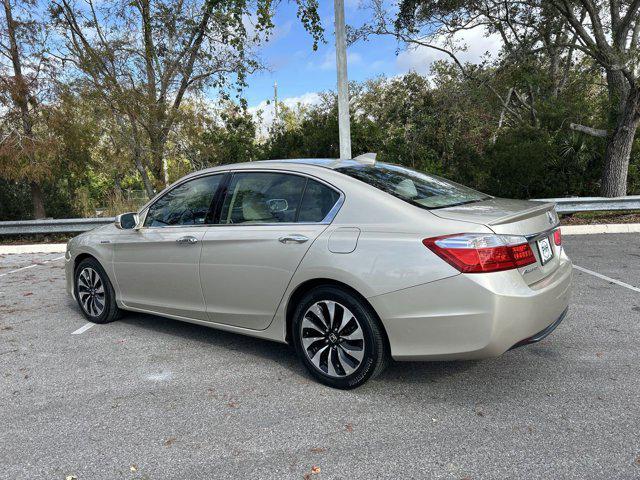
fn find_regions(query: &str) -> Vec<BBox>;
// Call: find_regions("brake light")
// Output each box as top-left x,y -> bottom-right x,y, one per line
423,233 -> 536,273
553,229 -> 562,246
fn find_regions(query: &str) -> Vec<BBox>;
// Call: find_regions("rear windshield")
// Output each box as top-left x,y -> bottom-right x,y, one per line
336,163 -> 490,209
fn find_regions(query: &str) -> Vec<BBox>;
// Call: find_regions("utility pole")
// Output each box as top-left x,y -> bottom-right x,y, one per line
273,80 -> 279,126
334,0 -> 351,159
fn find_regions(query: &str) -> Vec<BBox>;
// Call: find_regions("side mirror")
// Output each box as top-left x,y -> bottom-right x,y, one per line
115,212 -> 139,230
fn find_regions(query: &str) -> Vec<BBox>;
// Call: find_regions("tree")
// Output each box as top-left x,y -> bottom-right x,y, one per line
0,0 -> 53,218
362,0 -> 640,196
50,0 -> 322,198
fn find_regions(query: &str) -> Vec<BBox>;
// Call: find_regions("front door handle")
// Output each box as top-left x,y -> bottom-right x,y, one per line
176,236 -> 199,245
279,234 -> 309,244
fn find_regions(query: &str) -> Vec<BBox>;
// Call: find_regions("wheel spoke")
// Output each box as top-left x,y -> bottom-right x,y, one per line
327,348 -> 338,377
337,346 -> 358,375
339,341 -> 364,362
91,269 -> 99,288
81,270 -> 91,288
94,295 -> 105,309
310,345 -> 329,371
341,323 -> 364,341
302,336 -> 326,351
335,305 -> 353,334
302,313 -> 327,335
81,293 -> 91,311
317,302 -> 332,330
78,276 -> 89,290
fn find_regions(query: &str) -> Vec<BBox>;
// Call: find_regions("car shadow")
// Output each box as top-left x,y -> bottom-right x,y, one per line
115,309 -> 560,394
119,311 -> 303,374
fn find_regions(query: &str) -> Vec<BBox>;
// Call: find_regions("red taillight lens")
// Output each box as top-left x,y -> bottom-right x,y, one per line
553,229 -> 562,246
423,233 -> 536,273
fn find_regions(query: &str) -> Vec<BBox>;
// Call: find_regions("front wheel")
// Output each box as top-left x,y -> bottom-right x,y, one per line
74,258 -> 121,324
292,286 -> 389,389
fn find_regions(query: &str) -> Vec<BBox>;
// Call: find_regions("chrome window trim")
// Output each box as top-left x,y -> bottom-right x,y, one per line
136,168 -> 345,229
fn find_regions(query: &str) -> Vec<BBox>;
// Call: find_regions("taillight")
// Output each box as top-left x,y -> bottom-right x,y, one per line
423,233 -> 536,273
553,229 -> 562,246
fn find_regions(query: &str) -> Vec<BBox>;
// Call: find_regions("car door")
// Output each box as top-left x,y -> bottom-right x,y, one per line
113,173 -> 225,320
199,170 -> 343,330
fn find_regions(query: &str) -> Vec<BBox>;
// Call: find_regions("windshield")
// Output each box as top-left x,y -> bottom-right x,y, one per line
336,162 -> 490,209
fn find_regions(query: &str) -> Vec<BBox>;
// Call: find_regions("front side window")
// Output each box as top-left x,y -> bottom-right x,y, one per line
144,175 -> 222,227
336,162 -> 489,209
220,172 -> 307,224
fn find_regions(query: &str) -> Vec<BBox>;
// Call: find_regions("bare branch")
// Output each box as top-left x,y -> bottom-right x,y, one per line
569,123 -> 608,137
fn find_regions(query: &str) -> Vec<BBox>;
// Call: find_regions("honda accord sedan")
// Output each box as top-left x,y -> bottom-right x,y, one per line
65,156 -> 572,388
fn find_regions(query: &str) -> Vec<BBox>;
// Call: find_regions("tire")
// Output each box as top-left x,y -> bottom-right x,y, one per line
74,257 -> 122,324
292,285 -> 389,389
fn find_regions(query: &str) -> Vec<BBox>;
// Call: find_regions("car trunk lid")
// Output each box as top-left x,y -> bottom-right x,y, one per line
431,197 -> 561,285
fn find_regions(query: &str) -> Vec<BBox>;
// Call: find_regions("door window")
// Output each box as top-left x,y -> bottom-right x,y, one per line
298,179 -> 341,222
144,175 -> 222,227
220,172 -> 308,224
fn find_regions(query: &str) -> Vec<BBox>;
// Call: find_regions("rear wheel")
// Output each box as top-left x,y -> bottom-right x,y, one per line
74,258 -> 121,324
292,286 -> 388,389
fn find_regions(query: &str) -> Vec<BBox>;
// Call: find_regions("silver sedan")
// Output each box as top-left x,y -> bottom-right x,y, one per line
65,157 -> 572,389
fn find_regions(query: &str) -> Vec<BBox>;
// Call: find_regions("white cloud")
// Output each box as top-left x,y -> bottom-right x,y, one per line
249,91 -> 322,137
396,26 -> 502,75
308,50 -> 363,71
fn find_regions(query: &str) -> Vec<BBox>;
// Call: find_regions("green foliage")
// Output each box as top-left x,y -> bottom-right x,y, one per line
263,68 -> 631,200
1,60 -> 637,221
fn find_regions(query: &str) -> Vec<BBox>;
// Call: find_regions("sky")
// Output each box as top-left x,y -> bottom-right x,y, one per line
244,1 -> 503,121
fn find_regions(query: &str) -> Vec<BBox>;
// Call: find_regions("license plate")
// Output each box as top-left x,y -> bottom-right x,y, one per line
537,237 -> 553,265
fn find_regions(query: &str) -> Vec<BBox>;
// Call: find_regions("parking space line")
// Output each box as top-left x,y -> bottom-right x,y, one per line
71,323 -> 95,335
573,265 -> 640,293
0,255 -> 65,277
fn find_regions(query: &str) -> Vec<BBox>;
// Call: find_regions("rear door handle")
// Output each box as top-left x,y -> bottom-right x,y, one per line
176,236 -> 199,245
278,234 -> 309,244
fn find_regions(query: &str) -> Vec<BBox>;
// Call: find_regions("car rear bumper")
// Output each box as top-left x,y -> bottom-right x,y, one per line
368,251 -> 573,361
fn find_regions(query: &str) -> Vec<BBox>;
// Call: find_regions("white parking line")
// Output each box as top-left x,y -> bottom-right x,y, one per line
71,322 -> 95,335
0,255 -> 64,277
574,265 -> 640,293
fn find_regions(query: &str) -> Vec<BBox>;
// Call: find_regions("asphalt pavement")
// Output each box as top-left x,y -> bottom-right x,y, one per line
0,234 -> 639,479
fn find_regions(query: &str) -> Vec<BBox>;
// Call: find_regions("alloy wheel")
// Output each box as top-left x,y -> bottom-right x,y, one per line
77,267 -> 106,317
300,300 -> 365,377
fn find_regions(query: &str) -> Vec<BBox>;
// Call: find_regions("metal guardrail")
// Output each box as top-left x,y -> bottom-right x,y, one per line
0,217 -> 114,235
0,196 -> 639,235
531,196 -> 640,214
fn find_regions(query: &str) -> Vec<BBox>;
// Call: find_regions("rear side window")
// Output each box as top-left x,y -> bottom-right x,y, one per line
298,179 -> 341,222
220,172 -> 306,224
144,175 -> 222,227
336,162 -> 489,209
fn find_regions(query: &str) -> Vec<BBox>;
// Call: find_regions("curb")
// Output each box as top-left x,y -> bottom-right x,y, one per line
561,223 -> 640,235
0,243 -> 67,255
0,224 -> 638,254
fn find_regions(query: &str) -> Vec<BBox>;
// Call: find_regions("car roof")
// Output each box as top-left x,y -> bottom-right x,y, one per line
183,158 -> 375,180
258,158 -> 367,169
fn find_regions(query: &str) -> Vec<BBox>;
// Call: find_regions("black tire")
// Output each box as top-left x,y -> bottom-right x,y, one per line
292,285 -> 389,389
74,257 -> 122,324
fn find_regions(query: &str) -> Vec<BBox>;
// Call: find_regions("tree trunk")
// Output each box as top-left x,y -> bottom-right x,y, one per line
30,182 -> 46,219
3,0 -> 46,218
149,134 -> 167,190
600,86 -> 640,197
134,151 -> 155,199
